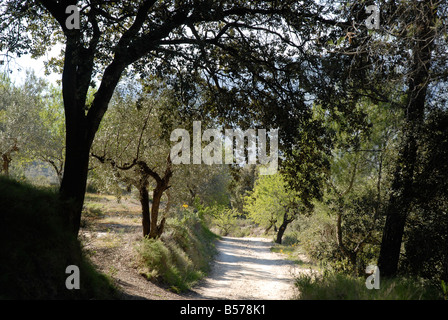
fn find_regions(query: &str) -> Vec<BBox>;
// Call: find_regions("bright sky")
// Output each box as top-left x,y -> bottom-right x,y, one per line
1,45 -> 62,86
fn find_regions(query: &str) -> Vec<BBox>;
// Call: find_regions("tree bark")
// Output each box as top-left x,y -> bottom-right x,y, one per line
138,157 -> 172,238
275,211 -> 294,244
58,31 -> 126,236
148,185 -> 166,238
138,176 -> 151,237
58,35 -> 92,235
1,153 -> 11,176
59,137 -> 91,235
378,2 -> 435,277
443,219 -> 448,283
335,208 -> 358,270
275,222 -> 287,244
1,144 -> 19,176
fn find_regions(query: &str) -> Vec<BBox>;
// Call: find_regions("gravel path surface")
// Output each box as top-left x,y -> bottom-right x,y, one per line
189,236 -> 299,300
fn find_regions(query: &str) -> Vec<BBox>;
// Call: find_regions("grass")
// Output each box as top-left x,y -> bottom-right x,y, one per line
270,238 -> 444,300
134,211 -> 219,292
82,192 -> 219,294
0,176 -> 117,299
271,243 -> 318,271
294,271 -> 444,300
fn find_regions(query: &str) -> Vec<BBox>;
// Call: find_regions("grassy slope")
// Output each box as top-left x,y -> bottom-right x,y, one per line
135,212 -> 220,292
0,176 -> 117,299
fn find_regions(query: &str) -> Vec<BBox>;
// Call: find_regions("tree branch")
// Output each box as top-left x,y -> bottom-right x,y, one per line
90,152 -> 138,171
115,0 -> 158,53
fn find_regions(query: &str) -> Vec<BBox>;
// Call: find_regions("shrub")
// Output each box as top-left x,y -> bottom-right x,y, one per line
134,210 -> 218,292
196,204 -> 239,236
294,272 -> 443,300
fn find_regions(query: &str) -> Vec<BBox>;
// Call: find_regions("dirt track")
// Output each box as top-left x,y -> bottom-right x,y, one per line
189,236 -> 299,300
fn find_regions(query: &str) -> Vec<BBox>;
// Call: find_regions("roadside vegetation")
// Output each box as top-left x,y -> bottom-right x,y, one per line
2,0 -> 448,301
134,209 -> 219,292
294,272 -> 443,300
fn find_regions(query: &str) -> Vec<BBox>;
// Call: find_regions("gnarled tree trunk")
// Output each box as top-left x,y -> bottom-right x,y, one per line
275,211 -> 295,244
138,156 -> 173,239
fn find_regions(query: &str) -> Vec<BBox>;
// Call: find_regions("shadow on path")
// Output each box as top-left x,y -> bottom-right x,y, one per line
187,236 -> 297,300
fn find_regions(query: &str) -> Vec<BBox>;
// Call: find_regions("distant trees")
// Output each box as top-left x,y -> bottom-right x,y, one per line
0,72 -> 42,176
244,173 -> 306,244
91,80 -> 177,238
90,79 -> 232,238
0,71 -> 65,182
1,0 -> 332,236
31,84 -> 66,184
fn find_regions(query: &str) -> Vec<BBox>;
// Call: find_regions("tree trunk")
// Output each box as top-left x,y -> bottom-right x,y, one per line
59,134 -> 91,235
138,157 -> 172,239
264,218 -> 277,235
443,220 -> 448,283
138,178 -> 151,238
275,211 -> 294,244
1,153 -> 10,176
58,34 -> 125,236
137,177 -> 168,239
336,209 -> 358,270
1,144 -> 18,176
275,222 -> 287,244
378,2 -> 434,277
148,185 -> 164,238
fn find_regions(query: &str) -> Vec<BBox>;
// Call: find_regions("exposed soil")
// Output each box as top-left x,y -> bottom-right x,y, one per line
80,195 -> 188,300
80,194 -> 307,300
187,236 -> 302,300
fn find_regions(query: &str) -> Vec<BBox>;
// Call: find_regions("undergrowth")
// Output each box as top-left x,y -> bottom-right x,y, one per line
295,271 -> 443,300
134,210 -> 219,292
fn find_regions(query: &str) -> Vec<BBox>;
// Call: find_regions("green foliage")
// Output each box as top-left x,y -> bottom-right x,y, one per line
0,71 -> 65,182
228,165 -> 257,213
244,173 -> 296,228
294,210 -> 336,263
171,164 -> 233,209
0,176 -> 117,299
441,280 -> 448,300
134,209 -> 218,292
281,119 -> 332,208
401,108 -> 448,282
244,172 -> 307,243
202,205 -> 239,236
295,272 -> 443,300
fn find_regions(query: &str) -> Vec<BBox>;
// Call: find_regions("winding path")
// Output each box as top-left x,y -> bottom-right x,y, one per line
190,236 -> 299,300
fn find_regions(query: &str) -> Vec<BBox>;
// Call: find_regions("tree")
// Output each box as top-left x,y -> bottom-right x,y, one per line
0,71 -> 46,176
227,165 -> 257,213
29,83 -> 66,184
91,80 -> 176,238
402,108 -> 448,282
244,172 -> 305,244
1,0 -> 339,236
0,73 -> 22,175
175,164 -> 232,208
375,1 -> 439,277
320,98 -> 402,274
300,0 -> 448,277
0,71 -> 67,184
